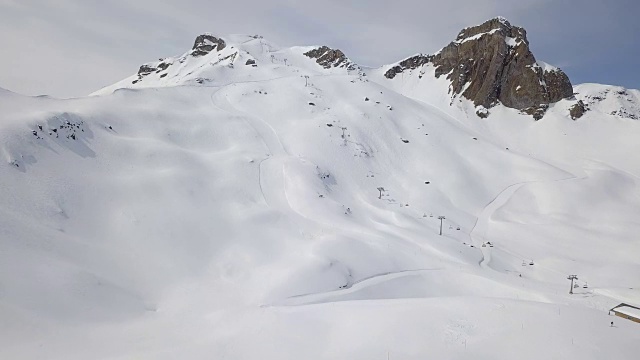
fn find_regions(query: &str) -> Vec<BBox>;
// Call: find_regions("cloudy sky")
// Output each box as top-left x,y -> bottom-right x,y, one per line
1,0 -> 638,98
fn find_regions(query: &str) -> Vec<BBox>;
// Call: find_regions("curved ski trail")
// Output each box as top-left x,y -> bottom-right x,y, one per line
469,170 -> 584,270
273,268 -> 442,306
469,182 -> 528,268
211,87 -> 288,207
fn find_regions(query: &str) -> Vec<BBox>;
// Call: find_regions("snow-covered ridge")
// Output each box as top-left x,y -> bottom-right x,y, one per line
92,34 -> 360,96
535,60 -> 560,73
575,83 -> 640,120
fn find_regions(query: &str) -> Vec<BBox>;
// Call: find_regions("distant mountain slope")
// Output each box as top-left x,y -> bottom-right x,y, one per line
575,83 -> 640,120
92,34 -> 361,95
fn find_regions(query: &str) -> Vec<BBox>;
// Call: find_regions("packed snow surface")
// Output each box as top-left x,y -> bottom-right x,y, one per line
1,34 -> 640,360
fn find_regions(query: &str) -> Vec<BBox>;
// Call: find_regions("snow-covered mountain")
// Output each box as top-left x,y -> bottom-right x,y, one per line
2,18 -> 640,360
93,34 -> 362,95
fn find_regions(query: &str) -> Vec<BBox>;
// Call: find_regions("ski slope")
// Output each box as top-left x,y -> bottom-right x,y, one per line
1,33 -> 640,360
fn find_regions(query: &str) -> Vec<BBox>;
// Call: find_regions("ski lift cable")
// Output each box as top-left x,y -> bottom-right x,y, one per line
489,243 -> 567,277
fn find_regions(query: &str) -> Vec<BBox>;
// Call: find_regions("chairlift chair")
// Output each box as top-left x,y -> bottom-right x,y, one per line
529,261 -> 534,265
583,283 -> 588,289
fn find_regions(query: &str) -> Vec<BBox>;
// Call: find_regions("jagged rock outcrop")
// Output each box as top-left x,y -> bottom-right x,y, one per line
569,100 -> 587,120
131,34 -> 226,84
191,34 -> 226,57
304,46 -> 357,71
385,55 -> 432,79
386,17 -> 576,119
133,59 -> 173,84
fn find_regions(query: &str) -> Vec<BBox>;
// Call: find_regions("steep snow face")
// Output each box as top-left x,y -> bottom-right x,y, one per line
368,61 -> 457,113
93,34 -> 362,95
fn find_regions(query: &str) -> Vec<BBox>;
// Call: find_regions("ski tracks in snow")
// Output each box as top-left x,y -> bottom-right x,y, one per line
270,268 -> 442,306
469,181 -> 530,268
469,171 -> 586,270
209,84 -> 311,224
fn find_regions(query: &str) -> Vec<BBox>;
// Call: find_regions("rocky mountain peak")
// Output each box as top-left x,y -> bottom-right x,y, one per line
191,34 -> 226,57
304,46 -> 358,71
454,17 -> 527,46
386,17 -> 578,119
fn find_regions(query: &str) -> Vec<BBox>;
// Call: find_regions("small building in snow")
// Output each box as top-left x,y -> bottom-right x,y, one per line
609,303 -> 640,323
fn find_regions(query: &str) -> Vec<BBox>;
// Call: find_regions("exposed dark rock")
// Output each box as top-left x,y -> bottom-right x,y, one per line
569,100 -> 587,120
135,60 -> 172,83
384,54 -> 432,79
191,34 -> 226,57
386,17 -> 575,119
157,62 -> 171,71
521,104 -> 549,120
476,107 -> 490,118
137,65 -> 156,76
544,70 -> 573,103
304,46 -> 357,71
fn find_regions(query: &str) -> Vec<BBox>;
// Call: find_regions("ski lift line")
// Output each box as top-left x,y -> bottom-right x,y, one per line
491,243 -> 571,278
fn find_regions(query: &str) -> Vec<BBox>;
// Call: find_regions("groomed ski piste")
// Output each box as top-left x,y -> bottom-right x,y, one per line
1,33 -> 639,359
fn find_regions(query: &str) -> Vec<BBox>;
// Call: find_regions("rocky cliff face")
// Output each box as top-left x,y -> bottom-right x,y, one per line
386,17 -> 577,119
